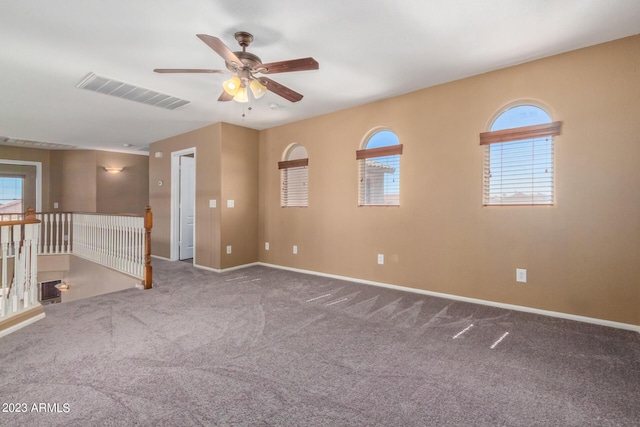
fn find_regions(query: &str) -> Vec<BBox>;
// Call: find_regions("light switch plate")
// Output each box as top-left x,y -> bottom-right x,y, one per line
227,200 -> 234,208
209,199 -> 217,208
516,268 -> 527,283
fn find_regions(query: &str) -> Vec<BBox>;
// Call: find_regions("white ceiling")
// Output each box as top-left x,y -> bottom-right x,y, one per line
2,0 -> 639,155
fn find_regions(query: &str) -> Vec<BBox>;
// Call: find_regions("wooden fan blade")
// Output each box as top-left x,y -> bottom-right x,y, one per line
259,77 -> 303,103
154,68 -> 228,74
196,34 -> 242,68
259,57 -> 319,74
218,91 -> 233,102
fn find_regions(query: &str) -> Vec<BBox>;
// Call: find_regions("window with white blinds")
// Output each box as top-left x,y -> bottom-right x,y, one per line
279,144 -> 308,207
357,130 -> 402,206
481,105 -> 561,206
0,176 -> 24,213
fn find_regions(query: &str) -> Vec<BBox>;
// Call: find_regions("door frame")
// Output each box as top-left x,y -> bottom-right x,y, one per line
170,147 -> 196,262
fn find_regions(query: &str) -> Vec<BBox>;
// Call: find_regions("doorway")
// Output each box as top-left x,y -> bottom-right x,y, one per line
170,148 -> 196,262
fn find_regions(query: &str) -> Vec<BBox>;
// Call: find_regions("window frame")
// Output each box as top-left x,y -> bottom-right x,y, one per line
0,175 -> 25,214
481,104 -> 561,207
357,129 -> 402,207
279,144 -> 309,208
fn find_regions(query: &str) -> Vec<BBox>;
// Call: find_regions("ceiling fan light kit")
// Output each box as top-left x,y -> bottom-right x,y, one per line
249,79 -> 267,99
154,31 -> 319,104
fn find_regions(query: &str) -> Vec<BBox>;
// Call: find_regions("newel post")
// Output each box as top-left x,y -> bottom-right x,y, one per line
25,207 -> 37,221
143,206 -> 153,289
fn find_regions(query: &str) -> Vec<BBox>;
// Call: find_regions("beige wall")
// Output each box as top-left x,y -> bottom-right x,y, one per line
149,123 -> 223,266
258,35 -> 640,326
149,123 -> 259,270
0,147 -> 148,214
96,151 -> 149,214
57,150 -> 97,212
220,123 -> 259,269
62,255 -> 141,302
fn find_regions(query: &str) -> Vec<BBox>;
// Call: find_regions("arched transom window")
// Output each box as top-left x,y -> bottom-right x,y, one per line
279,144 -> 308,207
357,129 -> 402,206
480,104 -> 561,206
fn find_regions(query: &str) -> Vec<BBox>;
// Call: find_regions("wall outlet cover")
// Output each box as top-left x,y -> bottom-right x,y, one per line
377,254 -> 384,265
293,245 -> 298,254
226,245 -> 232,254
209,199 -> 217,208
227,200 -> 235,208
265,242 -> 270,250
516,268 -> 527,283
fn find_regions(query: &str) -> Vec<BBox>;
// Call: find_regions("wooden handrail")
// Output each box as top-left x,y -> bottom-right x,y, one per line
0,208 -> 41,226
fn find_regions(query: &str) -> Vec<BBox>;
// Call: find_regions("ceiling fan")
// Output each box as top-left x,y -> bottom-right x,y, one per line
154,32 -> 319,103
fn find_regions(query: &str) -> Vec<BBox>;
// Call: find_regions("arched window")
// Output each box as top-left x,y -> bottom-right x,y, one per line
278,144 -> 308,207
357,129 -> 402,206
480,104 -> 561,206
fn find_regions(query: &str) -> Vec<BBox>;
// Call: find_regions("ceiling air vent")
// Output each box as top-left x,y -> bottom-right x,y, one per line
1,137 -> 76,150
76,72 -> 190,110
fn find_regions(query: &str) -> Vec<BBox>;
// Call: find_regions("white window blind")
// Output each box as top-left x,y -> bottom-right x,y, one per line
357,144 -> 402,206
480,121 -> 561,206
279,144 -> 309,207
0,176 -> 24,213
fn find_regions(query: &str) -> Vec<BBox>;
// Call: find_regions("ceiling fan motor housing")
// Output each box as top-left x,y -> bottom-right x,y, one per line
227,51 -> 263,73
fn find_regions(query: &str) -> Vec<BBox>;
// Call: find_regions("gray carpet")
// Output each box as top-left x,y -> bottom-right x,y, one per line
1,259 -> 639,426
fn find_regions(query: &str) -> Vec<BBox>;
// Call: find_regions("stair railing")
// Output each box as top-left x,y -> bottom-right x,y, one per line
0,209 -> 40,319
0,207 -> 153,291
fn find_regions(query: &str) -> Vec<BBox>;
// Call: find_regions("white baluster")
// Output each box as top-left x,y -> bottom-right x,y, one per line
118,216 -> 123,272
23,223 -> 32,308
1,226 -> 8,318
127,218 -> 132,274
53,213 -> 58,253
29,223 -> 38,306
12,224 -> 23,312
61,213 -> 66,253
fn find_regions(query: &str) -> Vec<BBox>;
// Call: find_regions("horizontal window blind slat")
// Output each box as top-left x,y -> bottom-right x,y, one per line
358,155 -> 400,206
281,166 -> 308,207
483,131 -> 555,206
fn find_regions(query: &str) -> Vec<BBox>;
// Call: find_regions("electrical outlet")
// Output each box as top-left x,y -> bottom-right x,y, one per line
377,254 -> 384,265
227,200 -> 234,208
226,245 -> 232,254
209,199 -> 216,208
516,268 -> 527,283
54,202 -> 59,209
265,242 -> 270,250
293,245 -> 298,254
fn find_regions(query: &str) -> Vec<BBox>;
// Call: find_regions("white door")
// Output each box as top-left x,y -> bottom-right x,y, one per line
179,155 -> 195,260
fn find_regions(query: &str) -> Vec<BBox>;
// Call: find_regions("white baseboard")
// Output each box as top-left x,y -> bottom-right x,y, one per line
194,262 -> 259,274
257,262 -> 639,333
151,254 -> 173,261
0,312 -> 46,338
